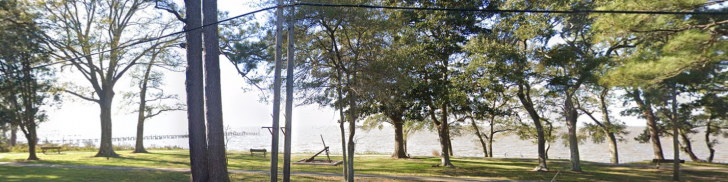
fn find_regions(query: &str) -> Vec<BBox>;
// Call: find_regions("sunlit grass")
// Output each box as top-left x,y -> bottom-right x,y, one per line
1,150 -> 726,181
0,166 -> 407,182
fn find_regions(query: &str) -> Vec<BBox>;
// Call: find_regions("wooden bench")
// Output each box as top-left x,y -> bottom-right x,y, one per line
652,159 -> 685,169
250,149 -> 267,157
41,147 -> 62,154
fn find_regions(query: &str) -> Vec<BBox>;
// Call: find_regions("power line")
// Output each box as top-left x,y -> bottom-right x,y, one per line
297,2 -> 728,15
6,2 -> 728,74
7,5 -> 279,74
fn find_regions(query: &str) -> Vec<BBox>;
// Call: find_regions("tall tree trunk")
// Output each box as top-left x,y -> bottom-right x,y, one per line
631,89 -> 665,160
488,121 -> 495,158
606,132 -> 619,164
18,58 -> 38,161
95,92 -> 118,157
337,81 -> 348,181
203,0 -> 229,180
10,124 -> 17,146
429,96 -> 453,167
436,121 -> 453,166
599,88 -> 619,164
669,86 -> 680,181
185,0 -> 209,180
403,139 -> 408,155
565,94 -> 582,172
346,84 -> 356,182
470,119 -> 488,158
22,127 -> 39,160
10,124 -> 17,147
391,117 -> 408,158
133,117 -> 147,153
705,117 -> 715,163
25,123 -> 38,160
447,136 -> 454,156
339,113 -> 348,181
133,61 -> 154,154
545,143 -> 550,160
434,55 -> 453,166
516,83 -> 548,171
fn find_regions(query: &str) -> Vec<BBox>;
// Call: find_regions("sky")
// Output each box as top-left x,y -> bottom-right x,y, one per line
37,0 -> 645,139
38,0 -> 340,139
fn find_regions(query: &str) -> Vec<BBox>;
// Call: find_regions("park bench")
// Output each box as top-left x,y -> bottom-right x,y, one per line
250,148 -> 267,157
652,159 -> 685,169
41,146 -> 62,154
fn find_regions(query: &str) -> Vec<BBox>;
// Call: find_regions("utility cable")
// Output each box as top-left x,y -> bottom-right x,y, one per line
4,2 -> 728,74
297,2 -> 728,15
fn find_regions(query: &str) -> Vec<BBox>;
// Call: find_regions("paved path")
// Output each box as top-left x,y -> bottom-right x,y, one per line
0,162 -> 535,182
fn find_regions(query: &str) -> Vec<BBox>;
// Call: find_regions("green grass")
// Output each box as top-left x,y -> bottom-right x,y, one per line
0,166 -> 404,182
0,166 -> 187,182
627,160 -> 728,168
1,151 -> 727,181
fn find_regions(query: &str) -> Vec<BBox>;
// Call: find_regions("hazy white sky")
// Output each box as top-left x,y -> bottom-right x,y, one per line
38,0 -> 645,139
39,0 -> 340,138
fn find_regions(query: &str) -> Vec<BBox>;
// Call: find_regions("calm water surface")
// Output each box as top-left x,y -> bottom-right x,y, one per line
38,125 -> 728,163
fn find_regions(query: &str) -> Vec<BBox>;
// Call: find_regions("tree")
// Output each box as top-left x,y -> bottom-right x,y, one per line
122,39 -> 184,153
695,93 -> 728,163
594,0 -> 728,179
465,2 -> 561,169
393,0 -> 492,167
453,61 -> 518,158
177,0 -> 209,180
622,88 -> 666,160
289,0 -> 392,180
0,0 -> 60,160
576,85 -> 629,164
37,0 -> 180,157
358,36 -> 426,159
361,114 -> 427,158
202,0 -> 230,180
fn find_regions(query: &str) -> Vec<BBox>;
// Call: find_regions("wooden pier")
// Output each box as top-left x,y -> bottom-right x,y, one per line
42,131 -> 260,144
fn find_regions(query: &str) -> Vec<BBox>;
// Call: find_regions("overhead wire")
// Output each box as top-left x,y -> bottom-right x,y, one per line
5,5 -> 279,74
297,2 -> 728,15
4,2 -> 728,74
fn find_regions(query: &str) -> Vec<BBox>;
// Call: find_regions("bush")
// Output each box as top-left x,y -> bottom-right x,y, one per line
0,138 -> 9,152
431,149 -> 440,157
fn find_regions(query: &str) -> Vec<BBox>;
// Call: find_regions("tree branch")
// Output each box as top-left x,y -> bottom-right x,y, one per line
64,90 -> 99,103
145,107 -> 184,119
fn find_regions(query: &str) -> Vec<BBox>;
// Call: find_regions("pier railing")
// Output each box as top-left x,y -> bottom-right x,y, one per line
40,131 -> 260,144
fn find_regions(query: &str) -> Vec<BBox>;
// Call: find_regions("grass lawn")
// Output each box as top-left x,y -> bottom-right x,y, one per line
0,166 -> 402,182
1,150 -> 727,181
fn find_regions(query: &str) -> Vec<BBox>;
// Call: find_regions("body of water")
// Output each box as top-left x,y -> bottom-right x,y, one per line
34,125 -> 728,163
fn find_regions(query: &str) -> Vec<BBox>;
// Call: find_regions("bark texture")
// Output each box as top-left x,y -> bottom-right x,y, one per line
390,116 -> 408,159
133,61 -> 155,154
336,79 -> 348,180
346,76 -> 356,181
23,126 -> 38,160
95,93 -> 118,157
705,118 -> 715,163
679,131 -> 702,162
10,124 -> 17,146
203,0 -> 229,180
185,0 -> 209,180
565,95 -> 582,172
631,89 -> 665,160
471,119 -> 488,157
516,83 -> 548,171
